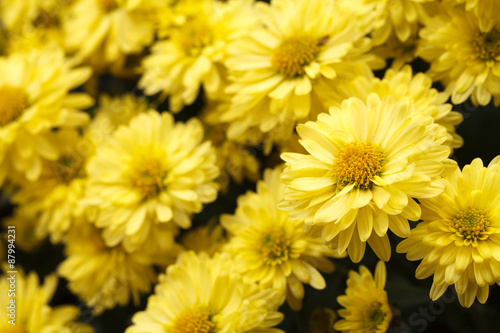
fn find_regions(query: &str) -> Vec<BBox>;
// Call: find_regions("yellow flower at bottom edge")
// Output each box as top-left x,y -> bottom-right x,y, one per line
334,261 -> 393,333
279,94 -> 456,262
221,166 -> 343,311
397,157 -> 500,307
126,251 -> 284,333
0,266 -> 94,333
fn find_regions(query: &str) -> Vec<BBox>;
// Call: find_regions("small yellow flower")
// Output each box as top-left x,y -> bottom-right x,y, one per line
58,223 -> 158,315
0,266 -> 94,332
140,0 -> 256,112
126,251 -> 284,333
334,261 -> 393,333
279,95 -> 455,262
419,3 -> 500,105
222,166 -> 342,310
0,45 -> 92,184
181,221 -> 227,256
85,110 -> 219,251
397,157 -> 500,307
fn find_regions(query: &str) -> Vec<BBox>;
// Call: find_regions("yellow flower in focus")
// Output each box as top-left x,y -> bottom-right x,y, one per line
222,166 -> 341,311
397,157 -> 500,308
58,223 -> 158,315
0,45 -> 92,184
342,65 -> 463,152
63,0 -> 163,72
334,261 -> 393,333
0,266 -> 94,332
279,95 -> 454,262
126,251 -> 284,333
85,110 -> 219,251
140,0 -> 256,112
223,0 -> 379,152
419,4 -> 500,106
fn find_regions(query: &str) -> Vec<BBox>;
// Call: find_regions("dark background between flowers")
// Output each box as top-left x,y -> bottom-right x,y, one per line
1,26 -> 500,333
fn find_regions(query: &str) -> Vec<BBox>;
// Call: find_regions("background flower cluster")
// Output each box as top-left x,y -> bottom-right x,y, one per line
1,0 -> 500,332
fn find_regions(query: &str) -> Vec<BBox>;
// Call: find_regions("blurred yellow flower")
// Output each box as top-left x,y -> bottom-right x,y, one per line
126,251 -> 284,333
140,0 -> 256,112
222,166 -> 341,310
334,261 -> 393,333
0,45 -> 92,184
0,266 -> 94,332
397,157 -> 500,307
419,3 -> 500,106
58,223 -> 158,315
181,222 -> 227,256
85,111 -> 219,251
279,95 -> 454,262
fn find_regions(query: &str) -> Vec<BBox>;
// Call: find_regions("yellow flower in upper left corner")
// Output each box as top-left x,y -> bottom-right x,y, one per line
63,0 -> 164,72
85,110 -> 219,250
334,261 -> 393,333
279,95 -> 455,263
0,46 -> 92,184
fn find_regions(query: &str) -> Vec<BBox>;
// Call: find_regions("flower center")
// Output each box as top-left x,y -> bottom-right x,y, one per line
272,35 -> 321,77
176,18 -> 212,56
450,207 -> 491,244
171,307 -> 216,333
472,30 -> 500,62
332,141 -> 386,190
365,302 -> 387,331
0,85 -> 27,126
97,0 -> 118,12
260,228 -> 291,265
131,159 -> 164,200
52,153 -> 84,184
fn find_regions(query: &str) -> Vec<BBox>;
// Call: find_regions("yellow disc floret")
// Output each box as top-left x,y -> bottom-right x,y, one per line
0,85 -> 27,125
130,158 -> 165,200
175,18 -> 213,57
450,207 -> 491,245
171,307 -> 216,333
260,228 -> 291,265
272,35 -> 320,77
332,141 -> 386,189
98,0 -> 118,12
473,29 -> 500,62
365,302 -> 387,331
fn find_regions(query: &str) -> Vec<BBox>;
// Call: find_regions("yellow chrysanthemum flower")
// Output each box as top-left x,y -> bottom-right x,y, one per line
279,95 -> 455,262
223,0 -> 379,152
397,157 -> 500,308
0,0 -> 66,53
58,223 -> 158,315
334,261 -> 393,333
11,129 -> 92,243
181,222 -> 227,256
85,110 -> 219,251
222,166 -> 341,310
126,251 -> 284,333
63,0 -> 163,72
140,0 -> 256,112
447,0 -> 500,33
341,65 -> 463,151
3,205 -> 44,252
0,266 -> 94,332
419,3 -> 500,106
0,45 -> 92,184
86,93 -> 149,146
